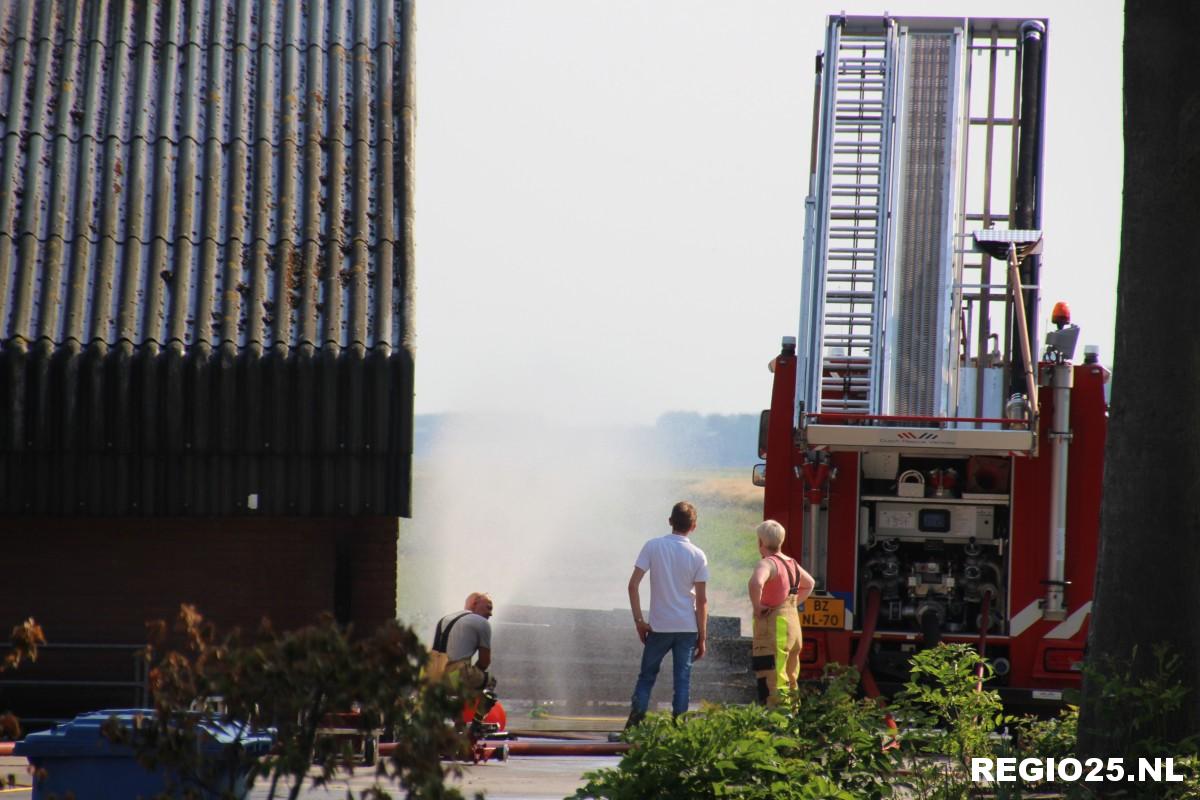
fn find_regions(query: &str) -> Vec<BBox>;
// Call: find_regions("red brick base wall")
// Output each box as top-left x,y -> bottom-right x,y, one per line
0,517 -> 398,722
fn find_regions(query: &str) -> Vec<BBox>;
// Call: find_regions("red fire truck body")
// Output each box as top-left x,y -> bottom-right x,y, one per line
757,15 -> 1108,706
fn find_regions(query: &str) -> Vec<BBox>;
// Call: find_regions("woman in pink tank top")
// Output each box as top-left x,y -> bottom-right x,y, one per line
748,521 -> 815,706
758,553 -> 800,610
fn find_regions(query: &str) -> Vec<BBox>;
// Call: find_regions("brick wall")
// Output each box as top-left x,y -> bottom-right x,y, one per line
0,517 -> 398,722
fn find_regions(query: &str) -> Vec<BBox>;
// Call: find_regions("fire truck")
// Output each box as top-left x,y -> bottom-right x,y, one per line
755,15 -> 1109,707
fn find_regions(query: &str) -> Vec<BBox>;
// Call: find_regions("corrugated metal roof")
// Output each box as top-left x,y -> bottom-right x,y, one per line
0,0 -> 411,352
0,0 -> 415,517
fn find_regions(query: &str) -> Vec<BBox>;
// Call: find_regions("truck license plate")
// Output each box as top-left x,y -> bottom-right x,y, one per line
799,596 -> 845,629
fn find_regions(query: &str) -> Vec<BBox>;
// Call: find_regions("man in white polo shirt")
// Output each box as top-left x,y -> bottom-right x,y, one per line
624,501 -> 710,727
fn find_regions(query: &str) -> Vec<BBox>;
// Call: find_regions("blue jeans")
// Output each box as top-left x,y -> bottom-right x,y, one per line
631,631 -> 698,716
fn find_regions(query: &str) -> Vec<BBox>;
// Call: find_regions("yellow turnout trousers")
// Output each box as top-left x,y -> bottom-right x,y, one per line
751,595 -> 802,706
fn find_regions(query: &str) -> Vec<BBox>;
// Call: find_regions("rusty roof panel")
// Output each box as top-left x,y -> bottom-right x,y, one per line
0,0 -> 415,517
0,0 -> 410,353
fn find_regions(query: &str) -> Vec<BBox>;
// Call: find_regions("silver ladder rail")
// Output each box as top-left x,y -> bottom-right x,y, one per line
801,20 -> 898,418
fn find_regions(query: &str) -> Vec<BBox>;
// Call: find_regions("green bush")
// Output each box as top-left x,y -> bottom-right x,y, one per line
1081,643 -> 1199,761
1005,645 -> 1200,800
888,644 -> 1010,799
1068,645 -> 1200,799
1013,705 -> 1077,761
572,664 -> 898,800
103,606 -> 467,800
575,642 -> 1200,800
574,646 -> 1013,799
892,643 -> 1008,763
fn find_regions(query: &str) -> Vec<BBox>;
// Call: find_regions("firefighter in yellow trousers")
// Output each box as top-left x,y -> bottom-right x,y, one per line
748,520 -> 815,706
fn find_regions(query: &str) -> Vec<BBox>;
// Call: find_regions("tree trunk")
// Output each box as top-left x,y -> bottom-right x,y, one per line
1079,0 -> 1200,755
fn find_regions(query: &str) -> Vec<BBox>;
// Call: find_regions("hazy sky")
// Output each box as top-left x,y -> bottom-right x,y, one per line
413,1 -> 1123,426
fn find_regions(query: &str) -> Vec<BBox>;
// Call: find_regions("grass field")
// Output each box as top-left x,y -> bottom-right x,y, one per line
674,470 -> 765,625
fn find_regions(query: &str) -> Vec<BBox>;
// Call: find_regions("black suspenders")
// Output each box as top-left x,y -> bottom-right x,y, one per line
432,611 -> 470,653
772,556 -> 801,596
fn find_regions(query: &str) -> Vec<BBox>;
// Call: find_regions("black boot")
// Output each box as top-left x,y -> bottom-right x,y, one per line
609,708 -> 645,742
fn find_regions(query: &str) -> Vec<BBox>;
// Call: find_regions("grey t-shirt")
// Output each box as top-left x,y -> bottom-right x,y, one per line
436,611 -> 492,663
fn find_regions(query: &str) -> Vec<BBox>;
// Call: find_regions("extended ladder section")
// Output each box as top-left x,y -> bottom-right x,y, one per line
797,16 -> 1043,454
800,23 -> 896,417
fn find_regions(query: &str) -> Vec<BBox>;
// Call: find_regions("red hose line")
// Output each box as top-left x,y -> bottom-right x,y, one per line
0,738 -> 630,761
380,739 -> 629,758
860,666 -> 882,698
853,587 -> 882,697
504,741 -> 630,756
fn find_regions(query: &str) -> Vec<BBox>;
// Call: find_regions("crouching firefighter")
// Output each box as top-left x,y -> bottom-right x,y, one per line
427,592 -> 498,738
747,521 -> 815,706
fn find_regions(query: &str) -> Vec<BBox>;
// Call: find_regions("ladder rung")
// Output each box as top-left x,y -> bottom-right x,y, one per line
832,184 -> 881,192
826,291 -> 876,301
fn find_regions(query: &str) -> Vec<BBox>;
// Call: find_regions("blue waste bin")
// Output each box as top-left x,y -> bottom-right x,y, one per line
14,709 -> 273,800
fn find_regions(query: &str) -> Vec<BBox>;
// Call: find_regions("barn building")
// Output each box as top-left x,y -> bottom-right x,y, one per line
0,0 -> 415,723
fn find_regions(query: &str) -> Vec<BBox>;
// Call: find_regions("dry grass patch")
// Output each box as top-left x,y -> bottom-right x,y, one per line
684,474 -> 763,509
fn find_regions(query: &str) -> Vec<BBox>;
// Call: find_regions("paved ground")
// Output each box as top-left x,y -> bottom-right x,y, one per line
450,753 -> 618,800
0,757 -> 29,793
244,754 -> 618,799
0,745 -> 619,800
1,707 -> 630,799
